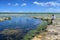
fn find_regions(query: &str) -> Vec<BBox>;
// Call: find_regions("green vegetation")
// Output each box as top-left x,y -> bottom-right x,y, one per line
0,29 -> 26,40
1,29 -> 19,35
0,17 -> 11,22
0,12 -> 60,19
42,19 -> 52,25
23,21 -> 47,40
5,17 -> 11,20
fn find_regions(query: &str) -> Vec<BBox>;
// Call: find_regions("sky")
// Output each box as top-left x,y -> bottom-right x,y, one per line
0,0 -> 60,12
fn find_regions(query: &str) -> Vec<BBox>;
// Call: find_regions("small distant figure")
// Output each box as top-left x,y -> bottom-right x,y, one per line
52,14 -> 56,20
51,14 -> 57,25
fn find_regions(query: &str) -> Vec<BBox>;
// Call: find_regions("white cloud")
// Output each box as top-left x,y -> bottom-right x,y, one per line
21,3 -> 27,6
8,3 -> 11,5
33,1 -> 60,6
33,1 -> 44,6
8,3 -> 27,7
33,1 -> 40,5
46,2 -> 60,6
44,7 -> 60,12
14,3 -> 19,6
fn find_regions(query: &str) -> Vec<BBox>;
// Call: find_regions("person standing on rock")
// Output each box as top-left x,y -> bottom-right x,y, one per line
51,14 -> 57,25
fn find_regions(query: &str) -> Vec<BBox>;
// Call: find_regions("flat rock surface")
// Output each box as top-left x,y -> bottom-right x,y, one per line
32,20 -> 60,40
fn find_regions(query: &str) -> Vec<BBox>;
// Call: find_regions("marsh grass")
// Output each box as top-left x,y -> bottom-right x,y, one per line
23,21 -> 48,40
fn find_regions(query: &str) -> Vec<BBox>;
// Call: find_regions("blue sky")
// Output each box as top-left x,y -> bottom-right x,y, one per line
0,0 -> 60,12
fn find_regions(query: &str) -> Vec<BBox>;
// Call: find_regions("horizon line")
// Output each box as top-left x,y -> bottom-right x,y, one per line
0,12 -> 60,13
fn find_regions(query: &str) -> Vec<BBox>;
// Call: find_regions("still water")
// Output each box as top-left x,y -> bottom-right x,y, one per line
0,16 -> 42,31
